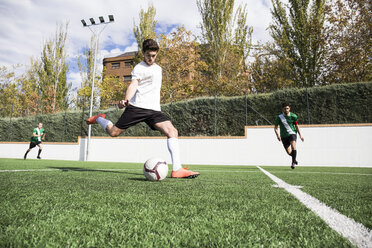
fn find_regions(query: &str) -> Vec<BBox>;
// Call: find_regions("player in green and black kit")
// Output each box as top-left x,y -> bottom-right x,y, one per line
274,103 -> 304,169
24,122 -> 45,159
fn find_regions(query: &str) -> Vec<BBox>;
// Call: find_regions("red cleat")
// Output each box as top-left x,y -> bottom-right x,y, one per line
86,114 -> 106,125
171,167 -> 200,179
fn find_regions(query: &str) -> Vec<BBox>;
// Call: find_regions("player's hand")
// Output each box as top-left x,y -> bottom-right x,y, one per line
300,136 -> 304,142
118,100 -> 129,109
277,136 -> 281,141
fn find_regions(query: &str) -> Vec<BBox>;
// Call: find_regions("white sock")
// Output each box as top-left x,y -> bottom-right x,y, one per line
167,138 -> 182,171
96,117 -> 113,131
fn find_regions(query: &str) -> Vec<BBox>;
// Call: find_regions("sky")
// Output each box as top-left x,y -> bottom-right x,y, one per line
0,0 -> 273,91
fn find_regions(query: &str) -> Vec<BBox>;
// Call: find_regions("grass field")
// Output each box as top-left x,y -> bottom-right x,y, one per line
1,158 -> 371,247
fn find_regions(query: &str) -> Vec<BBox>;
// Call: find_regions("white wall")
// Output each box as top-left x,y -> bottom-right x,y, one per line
1,124 -> 371,167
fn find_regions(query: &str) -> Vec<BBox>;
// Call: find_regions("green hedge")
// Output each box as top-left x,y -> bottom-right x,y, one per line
1,82 -> 371,142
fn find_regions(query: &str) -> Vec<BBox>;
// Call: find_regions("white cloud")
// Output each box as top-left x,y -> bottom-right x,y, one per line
67,71 -> 82,92
0,0 -> 274,83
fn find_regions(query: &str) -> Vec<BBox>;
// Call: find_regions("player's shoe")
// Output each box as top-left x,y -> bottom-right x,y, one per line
37,156 -> 41,159
171,168 -> 200,179
24,154 -> 27,160
291,162 -> 296,169
86,114 -> 106,125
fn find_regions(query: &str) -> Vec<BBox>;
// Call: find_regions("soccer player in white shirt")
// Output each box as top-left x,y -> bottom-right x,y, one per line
87,39 -> 199,179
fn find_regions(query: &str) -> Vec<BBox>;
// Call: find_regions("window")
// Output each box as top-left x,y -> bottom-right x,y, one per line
124,76 -> 132,82
124,61 -> 132,68
112,63 -> 120,69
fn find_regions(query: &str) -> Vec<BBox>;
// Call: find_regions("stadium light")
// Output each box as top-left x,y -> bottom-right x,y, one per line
89,18 -> 96,25
81,15 -> 114,161
81,19 -> 87,27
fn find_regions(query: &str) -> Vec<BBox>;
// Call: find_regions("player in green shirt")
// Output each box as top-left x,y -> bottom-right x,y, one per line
274,103 -> 304,169
24,122 -> 45,159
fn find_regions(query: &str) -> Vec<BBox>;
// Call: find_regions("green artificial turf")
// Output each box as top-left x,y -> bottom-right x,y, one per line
1,158 -> 371,247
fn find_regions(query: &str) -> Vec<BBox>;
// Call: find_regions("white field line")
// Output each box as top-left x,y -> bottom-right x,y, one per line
257,166 -> 372,248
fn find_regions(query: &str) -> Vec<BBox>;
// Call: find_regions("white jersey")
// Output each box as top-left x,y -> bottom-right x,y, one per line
130,61 -> 162,111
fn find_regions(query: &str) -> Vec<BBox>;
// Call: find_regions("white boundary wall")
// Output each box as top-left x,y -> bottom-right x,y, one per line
1,124 -> 371,167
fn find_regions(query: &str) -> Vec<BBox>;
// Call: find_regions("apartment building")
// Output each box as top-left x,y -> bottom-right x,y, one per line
102,51 -> 136,82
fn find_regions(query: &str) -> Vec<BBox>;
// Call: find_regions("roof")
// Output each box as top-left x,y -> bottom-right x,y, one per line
103,51 -> 137,59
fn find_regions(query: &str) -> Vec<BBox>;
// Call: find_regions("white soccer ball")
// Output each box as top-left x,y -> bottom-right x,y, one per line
143,158 -> 168,181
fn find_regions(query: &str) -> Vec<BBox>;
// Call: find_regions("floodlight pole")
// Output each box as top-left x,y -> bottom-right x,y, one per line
81,15 -> 114,161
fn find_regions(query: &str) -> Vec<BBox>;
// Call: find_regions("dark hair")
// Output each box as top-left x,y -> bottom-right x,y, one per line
142,39 -> 159,53
282,102 -> 290,108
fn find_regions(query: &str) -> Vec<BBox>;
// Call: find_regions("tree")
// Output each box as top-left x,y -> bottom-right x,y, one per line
323,0 -> 372,84
197,0 -> 253,95
197,0 -> 235,91
157,26 -> 208,103
37,22 -> 70,113
99,68 -> 127,109
0,66 -> 20,117
225,4 -> 253,96
133,4 -> 157,63
18,60 -> 43,116
76,35 -> 101,110
197,0 -> 253,134
248,43 -> 295,93
269,0 -> 326,87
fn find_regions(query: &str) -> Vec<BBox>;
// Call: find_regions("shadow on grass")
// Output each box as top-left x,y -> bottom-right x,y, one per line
128,178 -> 148,181
48,167 -> 142,176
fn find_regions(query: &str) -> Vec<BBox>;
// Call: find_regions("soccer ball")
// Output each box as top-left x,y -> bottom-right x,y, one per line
143,158 -> 168,181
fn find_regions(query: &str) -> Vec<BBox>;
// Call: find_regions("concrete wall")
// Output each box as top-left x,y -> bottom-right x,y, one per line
1,124 -> 371,167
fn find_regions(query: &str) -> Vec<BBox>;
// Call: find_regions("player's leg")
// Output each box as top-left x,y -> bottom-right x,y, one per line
153,120 -> 199,179
86,113 -> 125,137
290,140 -> 297,165
24,142 -> 35,159
24,148 -> 31,159
153,120 -> 178,138
153,120 -> 181,170
282,137 -> 292,155
287,134 -> 298,169
285,146 -> 292,156
282,137 -> 296,169
37,143 -> 43,159
105,125 -> 125,137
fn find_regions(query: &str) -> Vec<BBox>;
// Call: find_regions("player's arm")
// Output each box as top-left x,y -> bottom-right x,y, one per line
32,130 -> 39,137
118,78 -> 139,109
295,123 -> 304,142
42,132 -> 46,141
274,125 -> 281,141
274,117 -> 281,141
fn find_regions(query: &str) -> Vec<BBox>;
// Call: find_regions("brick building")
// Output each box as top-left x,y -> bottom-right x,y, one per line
102,51 -> 136,82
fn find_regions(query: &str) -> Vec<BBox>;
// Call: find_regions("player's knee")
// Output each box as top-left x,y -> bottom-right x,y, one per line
109,130 -> 120,137
169,127 -> 178,138
108,128 -> 123,137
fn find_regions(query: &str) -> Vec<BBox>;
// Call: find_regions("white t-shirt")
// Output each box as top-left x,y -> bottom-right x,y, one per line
130,61 -> 162,111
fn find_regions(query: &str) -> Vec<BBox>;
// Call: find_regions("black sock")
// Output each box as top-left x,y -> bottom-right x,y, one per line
291,150 -> 297,163
38,149 -> 42,157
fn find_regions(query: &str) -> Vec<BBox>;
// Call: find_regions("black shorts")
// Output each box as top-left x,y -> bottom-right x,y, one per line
29,141 -> 41,149
281,134 -> 297,149
115,105 -> 170,130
